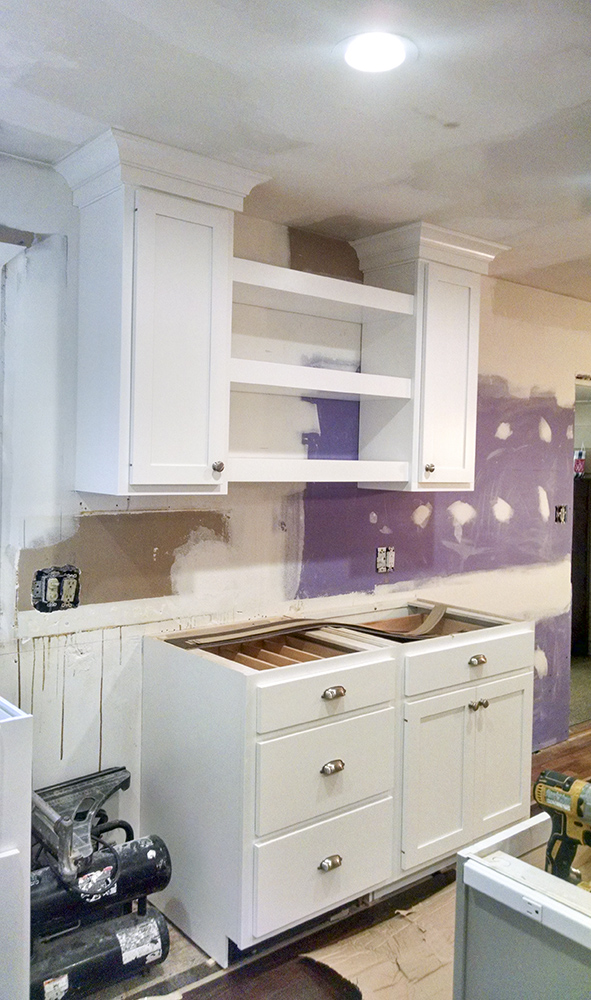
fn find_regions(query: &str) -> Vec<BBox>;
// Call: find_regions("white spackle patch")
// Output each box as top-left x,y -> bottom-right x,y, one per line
495,422 -> 512,440
447,500 -> 477,543
492,497 -> 514,523
379,525 -> 393,535
534,647 -> 549,678
538,486 -> 550,521
566,424 -> 574,439
369,512 -> 378,524
539,417 -> 552,443
412,503 -> 433,529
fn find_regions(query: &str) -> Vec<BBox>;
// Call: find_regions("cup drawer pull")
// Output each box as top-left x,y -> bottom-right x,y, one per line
318,854 -> 342,872
469,654 -> 487,666
320,759 -> 345,776
322,686 -> 346,700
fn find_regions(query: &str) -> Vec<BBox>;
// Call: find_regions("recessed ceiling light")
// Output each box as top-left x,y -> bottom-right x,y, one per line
344,32 -> 409,73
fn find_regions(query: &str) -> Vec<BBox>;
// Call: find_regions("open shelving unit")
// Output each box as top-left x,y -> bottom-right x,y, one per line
228,257 -> 416,484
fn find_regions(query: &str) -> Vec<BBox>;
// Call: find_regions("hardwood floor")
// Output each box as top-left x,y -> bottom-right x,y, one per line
531,721 -> 591,785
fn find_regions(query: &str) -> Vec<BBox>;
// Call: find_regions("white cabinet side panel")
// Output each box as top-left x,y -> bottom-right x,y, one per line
75,186 -> 132,494
140,640 -> 248,966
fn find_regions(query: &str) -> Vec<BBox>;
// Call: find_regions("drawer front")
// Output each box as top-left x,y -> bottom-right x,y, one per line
256,655 -> 395,734
253,796 -> 393,937
256,707 -> 396,835
404,629 -> 534,697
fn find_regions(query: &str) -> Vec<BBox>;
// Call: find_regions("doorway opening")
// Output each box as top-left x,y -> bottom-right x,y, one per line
571,377 -> 591,727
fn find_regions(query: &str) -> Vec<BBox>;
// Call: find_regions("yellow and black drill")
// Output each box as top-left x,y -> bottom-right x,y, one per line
533,769 -> 591,884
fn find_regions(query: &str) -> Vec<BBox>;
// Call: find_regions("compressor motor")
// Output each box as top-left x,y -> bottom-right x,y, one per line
30,767 -> 172,999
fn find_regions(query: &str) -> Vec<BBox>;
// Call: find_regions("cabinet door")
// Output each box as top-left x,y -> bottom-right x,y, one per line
401,687 -> 476,869
417,261 -> 479,487
130,189 -> 232,487
472,673 -> 533,840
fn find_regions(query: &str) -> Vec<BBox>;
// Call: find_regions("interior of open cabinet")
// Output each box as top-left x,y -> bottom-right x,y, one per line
227,258 -> 416,483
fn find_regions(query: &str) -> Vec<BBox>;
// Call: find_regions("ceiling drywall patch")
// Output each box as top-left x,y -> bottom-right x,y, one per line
538,486 -> 550,521
369,511 -> 378,524
567,424 -> 574,439
539,416 -> 552,442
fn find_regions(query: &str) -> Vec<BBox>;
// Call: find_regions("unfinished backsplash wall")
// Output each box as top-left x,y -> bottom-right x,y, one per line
1,157 -> 590,830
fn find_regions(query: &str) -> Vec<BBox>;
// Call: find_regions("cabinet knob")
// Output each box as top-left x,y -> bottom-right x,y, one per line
322,685 -> 346,701
469,654 -> 487,667
320,759 -> 345,776
424,463 -> 435,473
212,461 -> 225,473
478,698 -> 490,709
318,854 -> 342,872
468,700 -> 480,711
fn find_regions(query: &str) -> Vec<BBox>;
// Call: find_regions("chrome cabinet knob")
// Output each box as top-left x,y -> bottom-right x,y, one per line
212,461 -> 225,473
478,698 -> 490,709
322,685 -> 346,700
469,654 -> 487,667
318,854 -> 342,872
468,701 -> 480,711
320,759 -> 345,776
425,463 -> 435,473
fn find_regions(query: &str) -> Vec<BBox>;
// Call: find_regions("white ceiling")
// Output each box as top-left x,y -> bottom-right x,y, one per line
2,0 -> 591,298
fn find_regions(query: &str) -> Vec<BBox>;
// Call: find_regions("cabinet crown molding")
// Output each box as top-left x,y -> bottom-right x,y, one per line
352,222 -> 510,276
55,129 -> 270,211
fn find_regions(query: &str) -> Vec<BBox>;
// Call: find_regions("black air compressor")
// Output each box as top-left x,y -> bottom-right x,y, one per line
30,767 -> 172,998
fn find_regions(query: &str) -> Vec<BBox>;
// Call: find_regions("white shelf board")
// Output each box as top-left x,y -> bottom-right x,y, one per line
233,257 -> 414,323
230,358 -> 412,400
227,457 -> 409,483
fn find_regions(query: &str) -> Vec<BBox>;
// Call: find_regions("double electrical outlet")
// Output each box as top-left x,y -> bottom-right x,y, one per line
376,547 -> 395,573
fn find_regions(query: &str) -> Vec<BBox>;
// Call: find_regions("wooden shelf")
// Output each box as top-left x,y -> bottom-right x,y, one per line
230,358 -> 412,401
226,458 -> 410,483
233,257 -> 414,322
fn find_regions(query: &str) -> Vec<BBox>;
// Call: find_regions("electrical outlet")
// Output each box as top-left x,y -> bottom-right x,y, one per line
32,565 -> 81,612
376,547 -> 395,573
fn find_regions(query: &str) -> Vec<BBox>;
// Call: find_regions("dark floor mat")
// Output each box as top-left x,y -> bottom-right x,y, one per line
181,956 -> 361,999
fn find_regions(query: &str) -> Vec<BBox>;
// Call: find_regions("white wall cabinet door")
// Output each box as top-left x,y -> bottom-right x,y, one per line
417,261 -> 480,488
401,687 -> 475,870
472,673 -> 534,841
130,189 -> 232,488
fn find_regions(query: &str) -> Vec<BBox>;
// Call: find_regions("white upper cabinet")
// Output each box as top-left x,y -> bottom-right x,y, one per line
353,223 -> 506,491
57,129 -> 267,496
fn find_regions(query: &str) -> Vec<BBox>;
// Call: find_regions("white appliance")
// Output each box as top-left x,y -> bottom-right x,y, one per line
0,694 -> 33,1000
454,813 -> 591,999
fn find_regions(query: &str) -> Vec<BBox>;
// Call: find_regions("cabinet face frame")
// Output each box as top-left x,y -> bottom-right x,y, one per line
130,189 -> 232,489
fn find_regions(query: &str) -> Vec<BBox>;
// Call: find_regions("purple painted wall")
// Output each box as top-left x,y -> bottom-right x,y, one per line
297,376 -> 574,749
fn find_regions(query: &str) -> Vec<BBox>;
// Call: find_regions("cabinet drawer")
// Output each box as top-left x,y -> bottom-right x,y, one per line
404,630 -> 534,697
256,707 -> 395,835
256,656 -> 395,734
253,796 -> 393,937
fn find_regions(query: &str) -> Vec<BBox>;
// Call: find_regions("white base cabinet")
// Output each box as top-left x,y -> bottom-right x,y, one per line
140,604 -> 534,968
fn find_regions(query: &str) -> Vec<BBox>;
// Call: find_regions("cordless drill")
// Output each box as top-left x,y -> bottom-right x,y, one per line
533,769 -> 591,883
